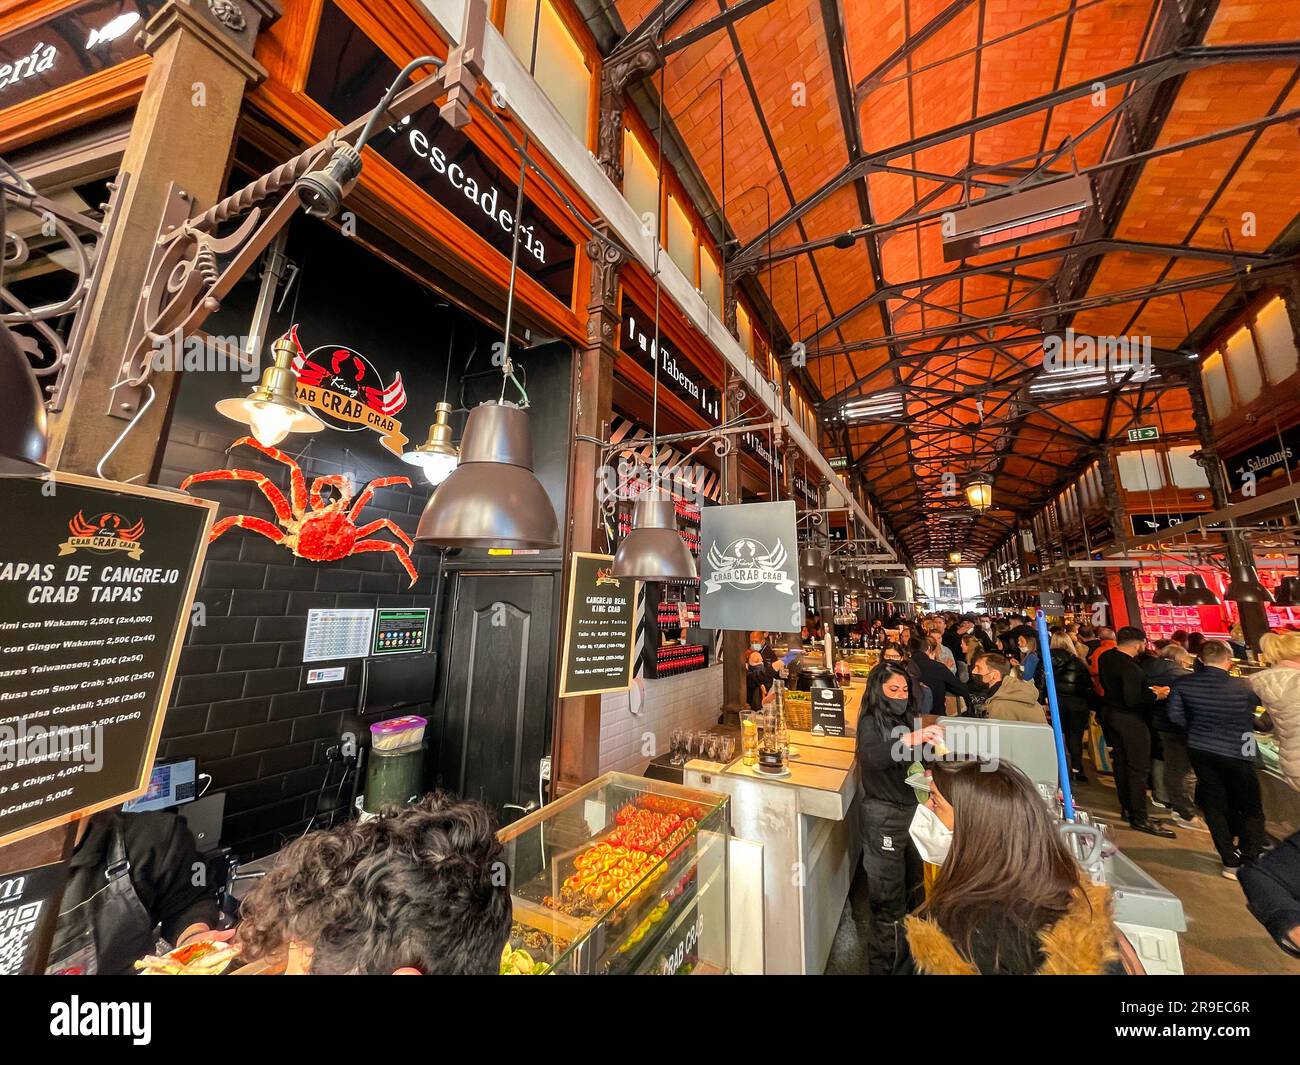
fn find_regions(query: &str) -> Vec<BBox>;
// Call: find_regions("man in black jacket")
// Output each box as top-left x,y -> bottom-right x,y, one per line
47,808 -> 222,974
1167,640 -> 1266,878
1098,626 -> 1175,837
910,636 -> 969,714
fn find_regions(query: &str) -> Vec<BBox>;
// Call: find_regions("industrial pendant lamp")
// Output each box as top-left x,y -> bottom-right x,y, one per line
415,71 -> 559,552
1226,562 -> 1273,604
614,67 -> 695,583
1273,576 -> 1300,607
415,399 -> 557,549
215,329 -> 325,447
1179,572 -> 1220,607
799,546 -> 828,588
0,322 -> 48,473
1151,576 -> 1182,606
823,556 -> 846,592
614,490 -> 695,581
401,401 -> 459,486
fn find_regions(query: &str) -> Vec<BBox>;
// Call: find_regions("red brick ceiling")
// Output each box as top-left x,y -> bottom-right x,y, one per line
601,0 -> 1300,563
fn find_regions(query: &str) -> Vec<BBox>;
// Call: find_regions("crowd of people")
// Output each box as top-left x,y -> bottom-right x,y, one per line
850,609 -> 1300,974
45,608 -> 1300,976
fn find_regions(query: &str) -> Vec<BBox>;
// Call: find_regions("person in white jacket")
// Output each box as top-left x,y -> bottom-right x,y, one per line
1241,631 -> 1300,957
1252,632 -> 1300,792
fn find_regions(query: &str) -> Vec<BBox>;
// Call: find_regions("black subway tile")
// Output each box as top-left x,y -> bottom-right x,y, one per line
243,667 -> 302,698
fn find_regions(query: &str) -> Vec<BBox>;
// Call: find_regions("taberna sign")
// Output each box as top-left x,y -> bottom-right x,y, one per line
698,501 -> 801,632
0,0 -> 161,112
620,298 -> 721,424
304,1 -> 576,303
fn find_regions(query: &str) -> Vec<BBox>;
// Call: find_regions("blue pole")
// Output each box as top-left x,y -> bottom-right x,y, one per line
1035,608 -> 1076,821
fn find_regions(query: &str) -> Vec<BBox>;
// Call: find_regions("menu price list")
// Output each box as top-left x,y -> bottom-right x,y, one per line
560,554 -> 636,697
0,477 -> 209,842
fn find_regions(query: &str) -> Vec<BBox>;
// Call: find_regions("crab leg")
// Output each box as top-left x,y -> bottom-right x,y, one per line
208,515 -> 287,545
310,475 -> 353,511
228,436 -> 308,517
354,518 -> 414,551
348,476 -> 411,520
352,539 -> 418,587
181,469 -> 293,523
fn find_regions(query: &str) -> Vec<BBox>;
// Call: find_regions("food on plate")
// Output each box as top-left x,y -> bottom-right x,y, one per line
134,939 -> 241,976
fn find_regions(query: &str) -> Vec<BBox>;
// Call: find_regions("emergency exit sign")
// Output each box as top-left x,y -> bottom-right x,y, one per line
1127,426 -> 1160,442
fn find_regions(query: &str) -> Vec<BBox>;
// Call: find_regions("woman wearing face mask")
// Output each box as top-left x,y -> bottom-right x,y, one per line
897,759 -> 1135,975
878,642 -> 933,714
854,662 -> 946,974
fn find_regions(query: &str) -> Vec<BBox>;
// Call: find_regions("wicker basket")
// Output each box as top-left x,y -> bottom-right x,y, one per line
783,691 -> 812,732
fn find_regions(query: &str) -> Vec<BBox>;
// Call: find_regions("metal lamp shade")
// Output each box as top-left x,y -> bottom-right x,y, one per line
799,547 -> 828,588
414,401 -> 559,549
613,491 -> 696,582
0,322 -> 48,474
1226,563 -> 1273,604
1273,576 -> 1300,607
845,568 -> 869,595
1151,576 -> 1182,605
823,557 -> 846,592
1179,573 -> 1220,607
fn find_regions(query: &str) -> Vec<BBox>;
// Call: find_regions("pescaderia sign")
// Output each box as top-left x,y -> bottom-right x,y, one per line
0,0 -> 161,113
304,1 -> 577,304
699,501 -> 801,631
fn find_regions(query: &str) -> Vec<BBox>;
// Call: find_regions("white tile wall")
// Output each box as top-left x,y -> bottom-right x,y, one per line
599,664 -> 723,774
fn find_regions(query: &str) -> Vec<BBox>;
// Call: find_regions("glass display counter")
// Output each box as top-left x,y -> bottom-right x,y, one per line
497,772 -> 730,975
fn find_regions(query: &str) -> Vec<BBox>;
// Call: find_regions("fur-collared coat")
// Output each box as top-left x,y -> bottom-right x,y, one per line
899,882 -> 1124,975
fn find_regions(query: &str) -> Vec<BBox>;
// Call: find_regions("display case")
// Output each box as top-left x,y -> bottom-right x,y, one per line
497,772 -> 730,975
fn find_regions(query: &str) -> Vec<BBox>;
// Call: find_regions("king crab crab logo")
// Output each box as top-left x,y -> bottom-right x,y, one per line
287,325 -> 406,430
704,537 -> 793,595
59,512 -> 145,559
181,438 -> 418,585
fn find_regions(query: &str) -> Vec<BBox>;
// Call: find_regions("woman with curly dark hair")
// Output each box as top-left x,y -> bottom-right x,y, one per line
238,792 -> 512,974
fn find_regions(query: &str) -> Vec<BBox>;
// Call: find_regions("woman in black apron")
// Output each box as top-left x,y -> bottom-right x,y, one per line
853,661 -> 945,974
47,809 -> 222,975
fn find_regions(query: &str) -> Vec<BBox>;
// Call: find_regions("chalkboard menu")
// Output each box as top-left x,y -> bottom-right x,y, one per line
0,474 -> 214,844
559,553 -> 636,698
810,685 -> 846,737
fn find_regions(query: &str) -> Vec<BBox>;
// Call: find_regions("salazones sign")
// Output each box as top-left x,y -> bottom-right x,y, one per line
699,501 -> 801,632
0,0 -> 161,113
305,1 -> 576,304
1222,423 -> 1300,496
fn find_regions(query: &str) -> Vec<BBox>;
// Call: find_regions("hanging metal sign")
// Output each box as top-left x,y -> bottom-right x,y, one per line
699,501 -> 801,631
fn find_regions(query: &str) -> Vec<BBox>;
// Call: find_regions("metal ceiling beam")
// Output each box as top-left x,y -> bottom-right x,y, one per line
659,0 -> 780,56
732,71 -> 1300,265
853,0 -> 978,100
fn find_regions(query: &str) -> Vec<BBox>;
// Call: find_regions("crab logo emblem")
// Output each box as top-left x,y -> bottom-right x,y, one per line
58,512 -> 146,559
703,537 -> 793,595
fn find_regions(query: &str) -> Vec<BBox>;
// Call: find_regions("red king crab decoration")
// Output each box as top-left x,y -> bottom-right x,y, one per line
180,437 -> 418,586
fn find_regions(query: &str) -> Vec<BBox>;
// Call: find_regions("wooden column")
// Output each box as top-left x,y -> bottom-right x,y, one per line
552,230 -> 622,795
44,0 -> 274,479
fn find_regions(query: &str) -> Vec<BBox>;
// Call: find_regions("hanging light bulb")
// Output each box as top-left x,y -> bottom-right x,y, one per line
402,402 -> 460,486
215,329 -> 324,447
1226,561 -> 1273,604
1179,572 -> 1220,607
1151,576 -> 1182,606
965,474 -> 993,512
414,400 -> 558,549
0,322 -> 48,473
947,550 -> 962,565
